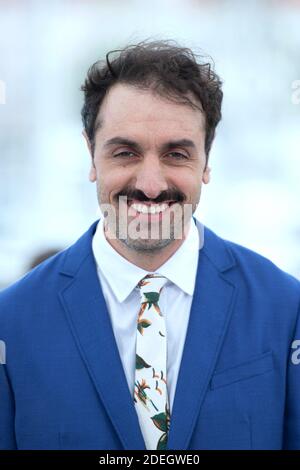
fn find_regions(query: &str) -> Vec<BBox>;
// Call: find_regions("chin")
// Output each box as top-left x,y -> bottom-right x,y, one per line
122,236 -> 173,253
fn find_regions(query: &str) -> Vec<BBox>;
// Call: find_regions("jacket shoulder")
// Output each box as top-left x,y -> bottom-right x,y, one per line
0,249 -> 67,321
0,219 -> 98,314
227,237 -> 299,284
203,225 -> 300,297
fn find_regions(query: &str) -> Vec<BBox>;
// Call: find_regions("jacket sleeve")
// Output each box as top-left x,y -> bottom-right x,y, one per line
0,363 -> 17,449
283,300 -> 300,449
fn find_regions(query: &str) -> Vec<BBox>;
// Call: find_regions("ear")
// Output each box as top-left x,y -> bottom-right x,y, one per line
82,129 -> 93,155
82,130 -> 96,182
202,164 -> 211,184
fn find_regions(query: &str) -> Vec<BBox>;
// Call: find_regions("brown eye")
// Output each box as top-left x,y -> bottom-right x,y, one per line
113,151 -> 136,158
167,152 -> 187,159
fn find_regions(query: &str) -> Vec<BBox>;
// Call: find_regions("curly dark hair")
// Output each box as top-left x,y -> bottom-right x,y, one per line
81,39 -> 223,165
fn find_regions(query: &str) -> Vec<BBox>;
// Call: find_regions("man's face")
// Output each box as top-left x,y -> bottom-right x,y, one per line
84,83 -> 210,252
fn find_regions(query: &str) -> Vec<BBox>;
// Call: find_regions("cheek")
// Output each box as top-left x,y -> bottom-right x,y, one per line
171,169 -> 201,193
98,166 -> 132,196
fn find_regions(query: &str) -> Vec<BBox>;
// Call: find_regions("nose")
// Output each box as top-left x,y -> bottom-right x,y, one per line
134,155 -> 169,200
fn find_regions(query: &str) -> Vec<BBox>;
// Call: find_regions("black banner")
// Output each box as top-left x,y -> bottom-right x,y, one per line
0,450 -> 299,467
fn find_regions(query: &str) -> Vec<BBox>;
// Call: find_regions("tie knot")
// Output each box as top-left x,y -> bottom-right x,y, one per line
136,273 -> 168,298
136,274 -> 168,316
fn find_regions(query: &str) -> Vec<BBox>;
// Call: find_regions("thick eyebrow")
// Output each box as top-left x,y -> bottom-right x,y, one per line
161,138 -> 197,153
103,137 -> 143,153
103,136 -> 197,153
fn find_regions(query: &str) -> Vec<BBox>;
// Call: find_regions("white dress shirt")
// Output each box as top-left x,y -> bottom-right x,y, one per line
92,216 -> 203,414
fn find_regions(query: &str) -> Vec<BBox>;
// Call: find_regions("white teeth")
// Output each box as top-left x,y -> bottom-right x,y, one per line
130,202 -> 169,214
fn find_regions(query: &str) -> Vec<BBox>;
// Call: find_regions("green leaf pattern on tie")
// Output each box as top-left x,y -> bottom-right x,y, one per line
136,354 -> 151,370
134,273 -> 170,450
151,403 -> 171,450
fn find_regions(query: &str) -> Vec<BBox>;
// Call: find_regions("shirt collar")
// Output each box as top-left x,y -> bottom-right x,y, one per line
92,216 -> 202,303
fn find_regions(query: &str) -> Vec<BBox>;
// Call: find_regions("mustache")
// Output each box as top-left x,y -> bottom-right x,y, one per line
116,189 -> 185,204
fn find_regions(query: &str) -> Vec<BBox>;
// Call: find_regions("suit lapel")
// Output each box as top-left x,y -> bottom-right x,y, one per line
167,219 -> 238,450
59,221 -> 146,450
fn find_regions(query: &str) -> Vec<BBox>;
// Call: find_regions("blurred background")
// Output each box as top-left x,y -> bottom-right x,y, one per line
0,0 -> 299,288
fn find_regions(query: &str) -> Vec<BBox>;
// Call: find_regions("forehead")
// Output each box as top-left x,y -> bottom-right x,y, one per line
95,83 -> 205,138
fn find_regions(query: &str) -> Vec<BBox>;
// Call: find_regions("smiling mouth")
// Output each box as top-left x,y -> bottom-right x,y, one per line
126,199 -> 178,215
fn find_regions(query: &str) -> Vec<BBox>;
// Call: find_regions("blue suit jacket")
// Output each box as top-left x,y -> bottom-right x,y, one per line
0,218 -> 300,450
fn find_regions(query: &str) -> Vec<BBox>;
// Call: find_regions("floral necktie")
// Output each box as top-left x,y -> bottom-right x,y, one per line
133,273 -> 170,450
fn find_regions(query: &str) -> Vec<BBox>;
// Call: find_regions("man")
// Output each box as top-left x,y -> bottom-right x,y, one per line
0,40 -> 299,451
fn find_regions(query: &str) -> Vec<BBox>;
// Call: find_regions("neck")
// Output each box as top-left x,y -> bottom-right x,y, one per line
103,219 -> 192,271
